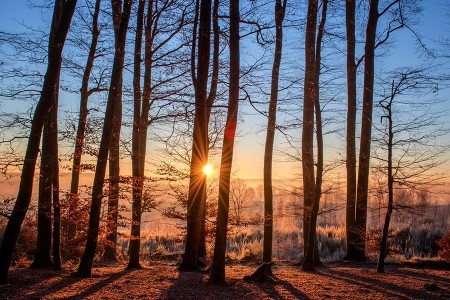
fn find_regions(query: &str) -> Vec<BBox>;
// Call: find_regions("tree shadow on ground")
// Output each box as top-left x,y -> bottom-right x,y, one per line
253,275 -> 311,300
29,268 -> 132,299
161,268 -> 263,300
317,263 -> 449,299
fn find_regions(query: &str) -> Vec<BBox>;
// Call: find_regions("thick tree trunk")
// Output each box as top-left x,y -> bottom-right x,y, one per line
77,0 -> 133,278
344,0 -> 359,261
180,0 -> 211,271
31,120 -> 54,269
208,0 -> 239,285
301,0 -> 318,272
355,0 -> 379,262
0,0 -> 78,283
67,0 -> 101,242
127,0 -> 146,269
262,0 -> 286,268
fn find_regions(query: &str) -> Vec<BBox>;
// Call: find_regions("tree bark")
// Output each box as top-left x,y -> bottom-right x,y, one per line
301,0 -> 318,272
30,119 -> 54,269
303,0 -> 327,271
344,0 -> 359,261
355,0 -> 379,262
68,0 -> 101,242
208,0 -> 240,285
377,80 -> 394,273
127,0 -> 146,269
262,0 -> 286,268
0,0 -> 78,283
77,0 -> 133,278
51,84 -> 62,270
180,0 -> 211,271
198,0 -> 220,262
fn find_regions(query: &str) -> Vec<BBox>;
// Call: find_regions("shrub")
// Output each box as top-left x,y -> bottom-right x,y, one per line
436,231 -> 450,263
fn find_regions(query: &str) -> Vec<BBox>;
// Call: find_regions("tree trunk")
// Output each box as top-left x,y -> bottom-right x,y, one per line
303,0 -> 327,271
262,0 -> 286,268
30,120 -> 54,269
301,0 -> 318,272
51,85 -> 62,270
77,0 -> 133,278
355,0 -> 379,262
344,0 -> 359,261
67,0 -> 101,242
377,81 -> 394,273
197,0 -> 220,262
180,0 -> 211,271
103,0 -> 128,262
208,0 -> 240,285
127,0 -> 146,269
0,0 -> 78,283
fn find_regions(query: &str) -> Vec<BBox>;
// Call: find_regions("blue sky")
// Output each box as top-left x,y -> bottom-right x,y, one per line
0,0 -> 449,181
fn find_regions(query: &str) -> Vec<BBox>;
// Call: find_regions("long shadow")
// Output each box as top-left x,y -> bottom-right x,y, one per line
318,266 -> 440,299
398,266 -> 450,285
65,269 -> 132,299
25,268 -> 131,299
256,275 -> 311,300
161,268 -> 264,300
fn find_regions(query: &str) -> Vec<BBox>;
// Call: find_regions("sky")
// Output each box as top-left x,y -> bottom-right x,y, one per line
0,0 -> 449,185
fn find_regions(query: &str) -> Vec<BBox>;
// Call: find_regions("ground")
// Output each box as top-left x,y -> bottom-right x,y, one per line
0,261 -> 449,299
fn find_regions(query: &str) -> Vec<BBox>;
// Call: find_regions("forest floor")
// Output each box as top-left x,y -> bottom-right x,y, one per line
0,260 -> 449,299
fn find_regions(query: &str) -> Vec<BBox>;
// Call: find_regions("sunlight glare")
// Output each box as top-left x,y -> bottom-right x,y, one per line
202,163 -> 213,176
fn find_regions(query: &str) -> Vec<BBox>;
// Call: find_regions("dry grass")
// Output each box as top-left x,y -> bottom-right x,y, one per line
0,261 -> 449,299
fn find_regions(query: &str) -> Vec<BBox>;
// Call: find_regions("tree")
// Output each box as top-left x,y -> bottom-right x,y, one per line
303,0 -> 328,271
127,0 -> 190,269
346,0 -> 416,261
300,0 -> 329,272
180,0 -> 212,271
374,69 -> 446,272
104,0 -> 127,264
230,178 -> 255,226
344,0 -> 358,261
208,0 -> 240,284
68,0 -> 103,242
0,0 -> 78,283
262,0 -> 287,274
76,0 -> 133,278
125,0 -> 147,269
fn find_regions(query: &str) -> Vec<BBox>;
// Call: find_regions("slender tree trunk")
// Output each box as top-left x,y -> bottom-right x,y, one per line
208,0 -> 239,285
68,0 -> 101,242
51,83 -> 62,270
103,0 -> 127,261
301,0 -> 318,272
198,0 -> 220,262
77,0 -> 133,278
127,0 -> 146,269
180,0 -> 211,271
303,0 -> 327,271
355,0 -> 379,262
0,0 -> 78,283
344,0 -> 359,261
263,0 -> 286,268
377,81 -> 394,273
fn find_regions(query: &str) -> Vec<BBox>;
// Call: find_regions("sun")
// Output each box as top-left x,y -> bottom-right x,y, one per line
202,163 -> 213,176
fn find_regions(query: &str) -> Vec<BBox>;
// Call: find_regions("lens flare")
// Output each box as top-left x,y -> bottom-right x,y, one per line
202,163 -> 213,176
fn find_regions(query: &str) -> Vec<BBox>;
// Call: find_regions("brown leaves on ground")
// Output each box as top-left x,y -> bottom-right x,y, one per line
0,261 -> 449,299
